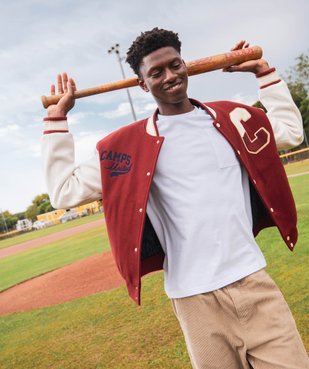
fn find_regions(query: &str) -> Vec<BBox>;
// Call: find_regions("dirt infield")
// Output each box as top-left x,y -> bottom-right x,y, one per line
0,252 -> 124,316
0,218 -> 125,316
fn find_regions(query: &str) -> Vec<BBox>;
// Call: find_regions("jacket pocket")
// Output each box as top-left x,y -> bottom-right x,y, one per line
210,131 -> 239,168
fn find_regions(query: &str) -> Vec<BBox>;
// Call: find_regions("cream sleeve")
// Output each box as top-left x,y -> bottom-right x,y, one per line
41,118 -> 102,209
257,69 -> 304,150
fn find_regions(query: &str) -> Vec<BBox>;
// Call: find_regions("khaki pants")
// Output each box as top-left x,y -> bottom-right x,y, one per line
171,269 -> 309,369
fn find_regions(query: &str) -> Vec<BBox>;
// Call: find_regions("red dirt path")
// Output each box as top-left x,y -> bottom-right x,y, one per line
0,218 -> 125,316
0,252 -> 124,316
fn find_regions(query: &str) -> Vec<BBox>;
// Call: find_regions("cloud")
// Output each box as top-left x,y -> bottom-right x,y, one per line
100,102 -> 133,119
99,97 -> 157,120
0,124 -> 20,137
27,143 -> 41,158
68,112 -> 88,125
231,93 -> 257,106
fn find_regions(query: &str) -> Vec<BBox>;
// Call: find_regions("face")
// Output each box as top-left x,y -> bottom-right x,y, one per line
138,46 -> 192,115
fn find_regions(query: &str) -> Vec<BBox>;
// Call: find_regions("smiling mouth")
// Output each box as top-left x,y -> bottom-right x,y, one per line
164,82 -> 183,92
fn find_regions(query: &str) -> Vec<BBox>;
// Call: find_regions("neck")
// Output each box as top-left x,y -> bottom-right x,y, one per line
157,98 -> 194,116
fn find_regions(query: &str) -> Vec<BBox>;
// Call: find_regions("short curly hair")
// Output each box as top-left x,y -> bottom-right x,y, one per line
126,27 -> 182,76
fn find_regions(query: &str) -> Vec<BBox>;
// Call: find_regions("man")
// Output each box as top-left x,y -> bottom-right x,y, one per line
42,28 -> 309,368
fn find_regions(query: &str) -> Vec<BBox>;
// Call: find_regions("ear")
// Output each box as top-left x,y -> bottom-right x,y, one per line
137,78 -> 149,92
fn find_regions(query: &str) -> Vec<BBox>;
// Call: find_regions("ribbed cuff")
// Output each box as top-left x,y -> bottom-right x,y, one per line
255,67 -> 276,78
43,117 -> 67,121
256,68 -> 281,89
43,117 -> 68,134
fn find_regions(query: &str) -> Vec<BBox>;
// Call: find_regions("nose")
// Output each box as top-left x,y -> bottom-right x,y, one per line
163,67 -> 177,83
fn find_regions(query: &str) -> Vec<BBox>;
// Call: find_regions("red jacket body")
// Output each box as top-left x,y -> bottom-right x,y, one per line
96,99 -> 297,304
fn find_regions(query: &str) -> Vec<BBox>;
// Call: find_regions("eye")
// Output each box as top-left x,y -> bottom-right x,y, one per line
172,62 -> 182,69
151,70 -> 162,78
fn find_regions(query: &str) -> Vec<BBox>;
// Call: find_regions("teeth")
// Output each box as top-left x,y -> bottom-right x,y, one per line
167,83 -> 180,91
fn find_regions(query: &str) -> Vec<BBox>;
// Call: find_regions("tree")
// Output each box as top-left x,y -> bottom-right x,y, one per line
283,52 -> 309,144
32,193 -> 50,207
38,200 -> 54,214
24,193 -> 55,221
25,204 -> 38,222
31,193 -> 54,214
15,211 -> 26,220
299,97 -> 309,129
0,210 -> 18,232
285,53 -> 309,91
252,100 -> 266,111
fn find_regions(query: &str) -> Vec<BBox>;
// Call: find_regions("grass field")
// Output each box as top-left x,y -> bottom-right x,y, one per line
0,225 -> 110,291
256,173 -> 309,349
284,158 -> 309,176
0,163 -> 308,369
0,213 -> 103,249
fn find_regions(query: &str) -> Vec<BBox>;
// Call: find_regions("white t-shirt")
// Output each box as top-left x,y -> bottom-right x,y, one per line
146,106 -> 266,298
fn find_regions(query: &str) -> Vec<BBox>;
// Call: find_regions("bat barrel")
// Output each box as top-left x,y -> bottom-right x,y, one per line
41,46 -> 262,108
186,46 -> 262,75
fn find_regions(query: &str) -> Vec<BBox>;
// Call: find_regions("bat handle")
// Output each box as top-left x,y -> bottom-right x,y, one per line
41,77 -> 139,109
41,94 -> 62,109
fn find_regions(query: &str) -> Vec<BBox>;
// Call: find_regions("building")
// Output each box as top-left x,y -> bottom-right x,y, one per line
37,200 -> 103,225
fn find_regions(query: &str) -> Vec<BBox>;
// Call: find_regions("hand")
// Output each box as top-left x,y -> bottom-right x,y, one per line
47,73 -> 76,117
223,40 -> 270,75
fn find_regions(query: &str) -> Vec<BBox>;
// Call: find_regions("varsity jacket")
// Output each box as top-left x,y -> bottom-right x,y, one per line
42,69 -> 304,304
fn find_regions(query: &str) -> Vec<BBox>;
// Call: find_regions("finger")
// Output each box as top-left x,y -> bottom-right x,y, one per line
223,65 -> 242,73
223,66 -> 234,72
69,77 -> 77,91
57,74 -> 64,94
230,40 -> 246,51
67,80 -> 74,96
51,84 -> 55,95
63,72 -> 68,93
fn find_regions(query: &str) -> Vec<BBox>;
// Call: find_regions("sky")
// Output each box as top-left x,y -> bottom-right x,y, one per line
0,0 -> 308,214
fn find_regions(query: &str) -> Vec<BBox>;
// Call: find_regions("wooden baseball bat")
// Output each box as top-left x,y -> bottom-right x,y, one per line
41,46 -> 262,108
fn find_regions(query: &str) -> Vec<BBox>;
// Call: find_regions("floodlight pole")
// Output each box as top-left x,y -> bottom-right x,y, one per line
0,208 -> 8,233
108,44 -> 137,121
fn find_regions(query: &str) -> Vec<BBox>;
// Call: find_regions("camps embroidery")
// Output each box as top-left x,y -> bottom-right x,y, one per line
100,150 -> 133,177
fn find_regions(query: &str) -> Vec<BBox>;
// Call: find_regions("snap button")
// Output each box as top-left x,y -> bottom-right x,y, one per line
237,150 -> 241,155
270,208 -> 274,213
216,123 -> 221,128
146,172 -> 151,176
156,140 -> 160,144
134,248 -> 138,252
287,236 -> 290,241
253,179 -> 257,185
139,208 -> 143,213
290,243 -> 294,248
